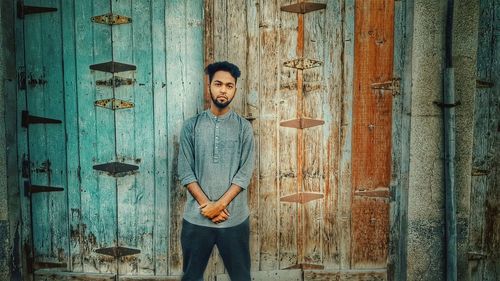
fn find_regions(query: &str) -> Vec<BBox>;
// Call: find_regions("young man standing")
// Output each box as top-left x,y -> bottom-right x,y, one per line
177,61 -> 255,281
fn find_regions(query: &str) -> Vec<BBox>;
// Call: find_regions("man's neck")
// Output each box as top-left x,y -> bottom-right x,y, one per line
210,105 -> 230,116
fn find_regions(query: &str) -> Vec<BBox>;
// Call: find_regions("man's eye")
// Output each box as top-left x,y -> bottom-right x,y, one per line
227,85 -> 233,89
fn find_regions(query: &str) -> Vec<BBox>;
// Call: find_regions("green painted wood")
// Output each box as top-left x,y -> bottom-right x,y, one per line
470,1 -> 499,280
60,0 -> 82,272
22,0 -> 69,265
151,0 -> 169,276
389,0 -> 413,280
76,0 -> 116,273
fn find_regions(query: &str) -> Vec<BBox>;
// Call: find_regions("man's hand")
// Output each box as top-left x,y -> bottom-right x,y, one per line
199,201 -> 226,219
211,209 -> 230,224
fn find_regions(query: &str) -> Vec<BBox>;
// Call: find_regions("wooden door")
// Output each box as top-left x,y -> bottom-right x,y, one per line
206,0 -> 394,280
16,0 -> 205,279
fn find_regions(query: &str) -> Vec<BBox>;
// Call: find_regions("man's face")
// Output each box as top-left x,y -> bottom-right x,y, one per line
209,71 -> 237,109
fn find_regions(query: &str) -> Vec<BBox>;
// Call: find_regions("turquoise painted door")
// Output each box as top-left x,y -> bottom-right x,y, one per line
16,0 -> 204,278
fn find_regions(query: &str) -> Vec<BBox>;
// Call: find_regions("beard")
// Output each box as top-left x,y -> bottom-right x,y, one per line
210,89 -> 233,109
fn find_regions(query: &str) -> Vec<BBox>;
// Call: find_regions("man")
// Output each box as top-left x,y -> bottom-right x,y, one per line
177,61 -> 255,281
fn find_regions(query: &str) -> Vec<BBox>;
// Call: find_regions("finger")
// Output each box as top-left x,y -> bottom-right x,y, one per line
199,203 -> 207,209
223,209 -> 230,216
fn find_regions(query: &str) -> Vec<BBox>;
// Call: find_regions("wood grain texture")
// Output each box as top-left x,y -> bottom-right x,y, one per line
351,0 -> 394,268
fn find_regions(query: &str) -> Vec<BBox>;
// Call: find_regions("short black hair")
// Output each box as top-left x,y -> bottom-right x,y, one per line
205,61 -> 241,83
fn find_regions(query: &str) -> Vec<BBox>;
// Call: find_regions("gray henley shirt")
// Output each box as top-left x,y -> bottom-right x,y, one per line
177,109 -> 255,228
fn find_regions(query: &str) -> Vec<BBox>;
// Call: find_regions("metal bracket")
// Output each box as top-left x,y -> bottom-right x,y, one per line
284,263 -> 325,270
22,111 -> 62,128
281,2 -> 327,14
93,162 -> 139,176
467,251 -> 487,260
95,98 -> 134,110
22,154 -> 30,178
17,1 -> 57,19
280,117 -> 324,129
433,100 -> 461,108
95,246 -> 140,258
96,76 -> 135,87
24,181 -> 63,197
91,13 -> 132,25
476,79 -> 494,88
18,70 -> 26,90
284,58 -> 323,70
280,192 -> 324,204
471,169 -> 490,176
370,78 -> 401,95
244,113 -> 256,121
90,61 -> 137,74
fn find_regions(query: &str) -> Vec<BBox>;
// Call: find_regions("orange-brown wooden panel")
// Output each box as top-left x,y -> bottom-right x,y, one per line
351,0 -> 394,268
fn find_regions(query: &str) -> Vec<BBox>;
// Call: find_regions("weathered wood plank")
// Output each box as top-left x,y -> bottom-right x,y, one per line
34,270 -> 115,281
245,0 -> 261,272
302,0 -> 326,266
151,0 -> 169,276
258,0 -> 280,271
351,0 -> 393,268
320,0 -> 343,269
277,0 -> 299,269
42,0 -> 69,266
389,0 -> 413,279
338,0 -> 354,270
61,0 -> 83,272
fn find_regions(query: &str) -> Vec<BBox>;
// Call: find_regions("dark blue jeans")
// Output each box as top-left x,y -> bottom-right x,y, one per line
181,218 -> 250,281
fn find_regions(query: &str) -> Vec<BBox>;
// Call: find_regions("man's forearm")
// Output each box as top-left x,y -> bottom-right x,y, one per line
217,184 -> 243,207
186,182 -> 210,206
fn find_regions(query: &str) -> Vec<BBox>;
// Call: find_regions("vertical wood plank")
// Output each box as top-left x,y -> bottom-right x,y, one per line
389,0 -> 413,279
61,0 -> 83,272
166,0 -> 204,276
277,0 -> 298,269
338,0 -> 354,270
245,0 -> 261,272
80,0 -> 116,273
302,0 -> 326,266
258,0 -> 280,271
321,0 -> 343,269
351,0 -> 394,268
152,0 -> 169,276
15,0 -> 32,278
470,0 -> 499,280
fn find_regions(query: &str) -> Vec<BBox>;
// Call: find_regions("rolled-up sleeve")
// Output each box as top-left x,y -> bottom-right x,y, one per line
177,119 -> 198,186
231,122 -> 255,189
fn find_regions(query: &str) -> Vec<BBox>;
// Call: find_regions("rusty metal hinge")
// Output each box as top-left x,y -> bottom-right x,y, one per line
24,181 -> 63,197
468,251 -> 487,260
95,98 -> 134,110
281,2 -> 327,14
284,58 -> 323,70
90,61 -> 137,74
93,162 -> 139,177
280,117 -> 324,129
17,0 -> 57,19
280,192 -> 324,204
22,110 -> 62,128
96,76 -> 135,87
91,13 -> 132,25
95,246 -> 140,258
371,78 -> 401,95
476,79 -> 494,88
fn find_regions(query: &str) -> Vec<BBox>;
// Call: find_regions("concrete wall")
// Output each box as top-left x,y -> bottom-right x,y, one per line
407,0 -> 479,280
0,1 -> 17,280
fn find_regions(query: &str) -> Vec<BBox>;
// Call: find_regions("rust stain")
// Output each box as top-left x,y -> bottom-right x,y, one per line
351,0 -> 394,268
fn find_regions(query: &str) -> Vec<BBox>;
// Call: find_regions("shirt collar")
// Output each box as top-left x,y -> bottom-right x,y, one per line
207,108 -> 233,121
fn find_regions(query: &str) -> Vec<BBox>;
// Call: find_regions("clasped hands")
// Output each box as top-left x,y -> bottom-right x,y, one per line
199,201 -> 230,224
